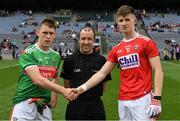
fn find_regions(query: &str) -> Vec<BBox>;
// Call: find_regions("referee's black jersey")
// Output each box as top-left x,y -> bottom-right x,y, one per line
60,50 -> 111,98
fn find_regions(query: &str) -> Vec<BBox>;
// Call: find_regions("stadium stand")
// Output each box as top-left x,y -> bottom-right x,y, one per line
0,10 -> 179,60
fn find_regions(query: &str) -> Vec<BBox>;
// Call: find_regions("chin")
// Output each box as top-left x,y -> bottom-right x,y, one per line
82,49 -> 90,53
43,45 -> 51,48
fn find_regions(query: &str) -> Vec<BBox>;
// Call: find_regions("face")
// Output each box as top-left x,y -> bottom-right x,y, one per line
79,28 -> 94,54
117,13 -> 136,34
36,24 -> 56,51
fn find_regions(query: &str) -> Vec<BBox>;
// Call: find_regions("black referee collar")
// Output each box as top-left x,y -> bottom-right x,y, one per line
77,49 -> 96,56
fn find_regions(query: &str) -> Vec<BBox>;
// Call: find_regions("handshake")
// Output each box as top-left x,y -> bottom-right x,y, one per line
62,88 -> 81,101
61,84 -> 88,101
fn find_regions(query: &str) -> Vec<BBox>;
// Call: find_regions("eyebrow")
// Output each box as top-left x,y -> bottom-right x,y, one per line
42,32 -> 55,34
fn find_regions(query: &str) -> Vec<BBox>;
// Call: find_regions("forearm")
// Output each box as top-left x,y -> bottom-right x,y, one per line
35,76 -> 66,94
149,56 -> 164,96
78,71 -> 107,94
26,67 -> 66,94
52,77 -> 59,84
154,69 -> 163,96
78,61 -> 115,94
52,77 -> 59,95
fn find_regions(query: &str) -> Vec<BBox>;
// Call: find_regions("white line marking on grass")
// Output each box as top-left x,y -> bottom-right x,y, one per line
0,64 -> 19,70
161,61 -> 180,67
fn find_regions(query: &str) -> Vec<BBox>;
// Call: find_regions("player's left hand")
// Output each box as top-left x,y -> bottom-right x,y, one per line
147,99 -> 161,119
49,91 -> 58,108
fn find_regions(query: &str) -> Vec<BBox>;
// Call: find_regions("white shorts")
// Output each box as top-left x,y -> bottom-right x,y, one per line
118,93 -> 153,121
10,98 -> 52,121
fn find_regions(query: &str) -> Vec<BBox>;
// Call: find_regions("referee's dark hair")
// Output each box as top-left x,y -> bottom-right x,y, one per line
79,27 -> 95,40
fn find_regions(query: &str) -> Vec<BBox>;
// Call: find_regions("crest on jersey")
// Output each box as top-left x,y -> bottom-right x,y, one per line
44,57 -> 49,65
125,45 -> 131,53
134,45 -> 139,50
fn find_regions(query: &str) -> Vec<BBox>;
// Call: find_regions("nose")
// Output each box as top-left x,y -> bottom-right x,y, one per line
122,20 -> 126,25
46,33 -> 51,38
84,39 -> 89,44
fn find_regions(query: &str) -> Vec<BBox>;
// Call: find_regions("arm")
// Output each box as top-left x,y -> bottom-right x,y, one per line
77,61 -> 115,94
149,56 -> 163,96
26,66 -> 66,94
49,76 -> 59,108
26,66 -> 76,101
147,56 -> 163,119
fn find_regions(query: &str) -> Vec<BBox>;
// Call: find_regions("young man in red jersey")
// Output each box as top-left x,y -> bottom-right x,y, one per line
75,5 -> 163,120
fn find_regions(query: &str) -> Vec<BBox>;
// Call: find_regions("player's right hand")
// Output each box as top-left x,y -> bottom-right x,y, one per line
63,88 -> 78,101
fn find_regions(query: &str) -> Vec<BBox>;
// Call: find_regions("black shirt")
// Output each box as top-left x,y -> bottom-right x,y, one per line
60,50 -> 111,98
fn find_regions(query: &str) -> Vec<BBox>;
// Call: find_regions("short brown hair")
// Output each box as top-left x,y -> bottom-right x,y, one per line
38,18 -> 57,29
115,5 -> 135,20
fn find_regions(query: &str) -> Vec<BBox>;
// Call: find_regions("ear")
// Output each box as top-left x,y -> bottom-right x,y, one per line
35,30 -> 39,37
78,38 -> 81,44
134,18 -> 137,23
53,32 -> 57,39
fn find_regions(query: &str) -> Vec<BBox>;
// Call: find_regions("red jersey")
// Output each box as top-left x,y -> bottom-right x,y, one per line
107,34 -> 159,100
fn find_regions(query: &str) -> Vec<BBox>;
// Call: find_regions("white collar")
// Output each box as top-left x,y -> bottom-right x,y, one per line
35,43 -> 50,53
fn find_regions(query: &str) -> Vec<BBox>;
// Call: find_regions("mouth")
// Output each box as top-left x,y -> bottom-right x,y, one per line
45,40 -> 51,43
122,26 -> 128,30
82,46 -> 90,51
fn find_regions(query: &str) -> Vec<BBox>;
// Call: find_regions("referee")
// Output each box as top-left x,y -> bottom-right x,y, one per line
60,27 -> 111,120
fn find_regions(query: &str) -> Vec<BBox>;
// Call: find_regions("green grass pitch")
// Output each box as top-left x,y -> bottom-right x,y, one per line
0,60 -> 180,120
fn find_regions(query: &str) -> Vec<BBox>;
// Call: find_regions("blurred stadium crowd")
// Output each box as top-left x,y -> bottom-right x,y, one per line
0,2 -> 179,61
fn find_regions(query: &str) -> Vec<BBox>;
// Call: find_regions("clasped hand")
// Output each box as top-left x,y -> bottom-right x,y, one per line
63,88 -> 80,101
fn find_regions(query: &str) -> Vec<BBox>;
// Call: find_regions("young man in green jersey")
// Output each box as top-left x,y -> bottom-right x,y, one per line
10,18 -> 76,121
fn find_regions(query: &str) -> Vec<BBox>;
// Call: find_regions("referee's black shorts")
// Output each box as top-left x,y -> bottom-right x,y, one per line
65,97 -> 106,120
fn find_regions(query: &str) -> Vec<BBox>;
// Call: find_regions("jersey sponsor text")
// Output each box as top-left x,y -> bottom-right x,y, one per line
118,53 -> 140,70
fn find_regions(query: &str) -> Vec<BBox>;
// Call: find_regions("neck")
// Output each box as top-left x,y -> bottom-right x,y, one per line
36,43 -> 49,51
124,30 -> 137,40
79,49 -> 93,55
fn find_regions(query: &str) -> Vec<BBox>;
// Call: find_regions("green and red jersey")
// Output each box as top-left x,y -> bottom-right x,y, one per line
13,44 -> 60,105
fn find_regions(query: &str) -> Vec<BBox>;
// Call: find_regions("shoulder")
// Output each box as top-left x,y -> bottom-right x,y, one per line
50,48 -> 60,57
94,53 -> 106,63
137,34 -> 152,42
65,52 -> 78,61
25,44 -> 37,54
113,41 -> 124,49
108,41 -> 123,54
97,53 -> 106,60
